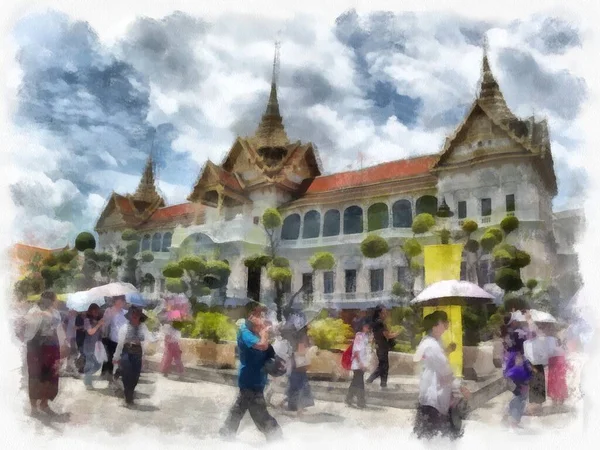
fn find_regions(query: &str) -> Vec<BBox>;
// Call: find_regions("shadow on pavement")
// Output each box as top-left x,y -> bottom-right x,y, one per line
127,403 -> 160,412
297,412 -> 345,424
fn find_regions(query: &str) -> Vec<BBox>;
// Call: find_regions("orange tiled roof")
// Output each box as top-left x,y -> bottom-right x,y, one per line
13,243 -> 56,260
137,202 -> 204,230
149,203 -> 197,221
217,167 -> 242,191
114,195 -> 134,214
305,155 -> 437,193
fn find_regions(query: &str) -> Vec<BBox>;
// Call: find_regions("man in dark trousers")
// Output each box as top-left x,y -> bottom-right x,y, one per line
367,305 -> 399,389
220,301 -> 282,442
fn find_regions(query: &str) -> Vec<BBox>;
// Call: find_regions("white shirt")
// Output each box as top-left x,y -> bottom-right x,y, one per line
106,308 -> 127,343
113,323 -> 151,361
414,335 -> 461,415
351,332 -> 372,371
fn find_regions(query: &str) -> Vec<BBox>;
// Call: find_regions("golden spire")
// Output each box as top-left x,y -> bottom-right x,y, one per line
132,153 -> 162,204
477,37 -> 514,120
254,40 -> 290,149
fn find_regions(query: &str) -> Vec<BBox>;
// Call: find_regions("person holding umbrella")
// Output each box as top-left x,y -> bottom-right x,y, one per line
101,295 -> 127,383
413,310 -> 470,440
112,306 -> 151,407
82,304 -> 105,389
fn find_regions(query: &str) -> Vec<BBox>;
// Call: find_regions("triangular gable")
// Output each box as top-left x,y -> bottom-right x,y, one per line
433,100 -> 535,169
95,193 -> 129,231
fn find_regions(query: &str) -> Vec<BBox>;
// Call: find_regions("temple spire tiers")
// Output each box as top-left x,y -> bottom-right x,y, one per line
253,41 -> 290,165
132,154 -> 164,206
476,40 -> 515,122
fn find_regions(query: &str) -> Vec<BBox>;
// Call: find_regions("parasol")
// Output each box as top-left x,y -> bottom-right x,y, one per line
410,280 -> 495,306
66,291 -> 106,312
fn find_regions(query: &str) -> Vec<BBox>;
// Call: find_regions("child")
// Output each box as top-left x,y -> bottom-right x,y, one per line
345,320 -> 372,408
504,352 -> 533,429
160,321 -> 184,378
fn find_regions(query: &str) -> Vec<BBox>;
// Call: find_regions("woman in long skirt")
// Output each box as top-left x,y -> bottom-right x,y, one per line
286,324 -> 314,415
21,291 -> 66,415
82,304 -> 105,389
113,306 -> 150,407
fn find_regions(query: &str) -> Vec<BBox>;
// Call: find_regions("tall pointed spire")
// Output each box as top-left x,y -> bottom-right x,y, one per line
132,153 -> 162,204
477,36 -> 513,120
254,40 -> 289,149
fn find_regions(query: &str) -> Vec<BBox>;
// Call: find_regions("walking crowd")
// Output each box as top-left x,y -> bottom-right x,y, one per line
14,291 -> 590,442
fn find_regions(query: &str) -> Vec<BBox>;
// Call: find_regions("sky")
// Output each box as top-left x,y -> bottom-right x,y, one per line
4,8 -> 588,248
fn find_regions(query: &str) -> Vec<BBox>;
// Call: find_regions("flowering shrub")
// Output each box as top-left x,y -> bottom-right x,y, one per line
308,318 -> 353,351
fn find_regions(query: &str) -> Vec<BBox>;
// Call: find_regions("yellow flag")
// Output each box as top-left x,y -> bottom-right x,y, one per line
423,244 -> 464,286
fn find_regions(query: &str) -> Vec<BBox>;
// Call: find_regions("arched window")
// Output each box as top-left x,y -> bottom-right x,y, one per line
323,210 -> 341,237
367,203 -> 389,231
141,234 -> 151,252
281,214 -> 301,240
343,206 -> 363,235
162,232 -> 172,252
392,200 -> 413,228
152,233 -> 162,252
416,195 -> 438,216
302,210 -> 321,239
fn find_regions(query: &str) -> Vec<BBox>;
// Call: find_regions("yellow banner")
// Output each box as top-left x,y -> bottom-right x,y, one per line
423,244 -> 464,286
423,305 -> 463,378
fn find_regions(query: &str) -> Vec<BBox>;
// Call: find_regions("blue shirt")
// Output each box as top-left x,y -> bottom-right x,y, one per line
237,321 -> 269,391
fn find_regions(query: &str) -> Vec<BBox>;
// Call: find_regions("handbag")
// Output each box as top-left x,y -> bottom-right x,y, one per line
294,352 -> 310,368
94,341 -> 108,363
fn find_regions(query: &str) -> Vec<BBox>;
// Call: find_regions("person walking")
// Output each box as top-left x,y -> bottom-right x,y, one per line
112,306 -> 150,407
101,295 -> 127,383
220,301 -> 282,442
286,314 -> 314,416
345,320 -> 372,409
20,291 -> 67,416
82,304 -> 105,390
160,321 -> 184,378
503,352 -> 533,430
413,311 -> 470,440
367,306 -> 398,389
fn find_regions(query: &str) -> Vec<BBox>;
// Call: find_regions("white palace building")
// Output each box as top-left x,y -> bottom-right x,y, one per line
95,48 -> 583,309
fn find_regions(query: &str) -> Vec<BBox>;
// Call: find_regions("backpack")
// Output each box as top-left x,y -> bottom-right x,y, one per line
341,340 -> 354,370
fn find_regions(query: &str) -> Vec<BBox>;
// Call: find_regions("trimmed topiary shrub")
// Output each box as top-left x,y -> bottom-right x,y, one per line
244,254 -> 272,269
360,234 -> 389,259
75,232 -> 96,252
179,255 -> 206,273
309,252 -> 336,271
262,208 -> 283,229
163,262 -> 184,278
412,213 -> 436,234
462,219 -> 478,234
495,267 -> 524,292
500,216 -> 520,235
403,238 -> 422,258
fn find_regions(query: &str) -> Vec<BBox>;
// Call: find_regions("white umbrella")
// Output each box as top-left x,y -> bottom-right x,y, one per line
86,282 -> 138,304
511,309 -> 557,324
66,291 -> 106,312
411,280 -> 495,306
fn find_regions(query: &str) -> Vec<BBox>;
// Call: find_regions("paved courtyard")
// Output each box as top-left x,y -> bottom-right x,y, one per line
12,370 -> 583,447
